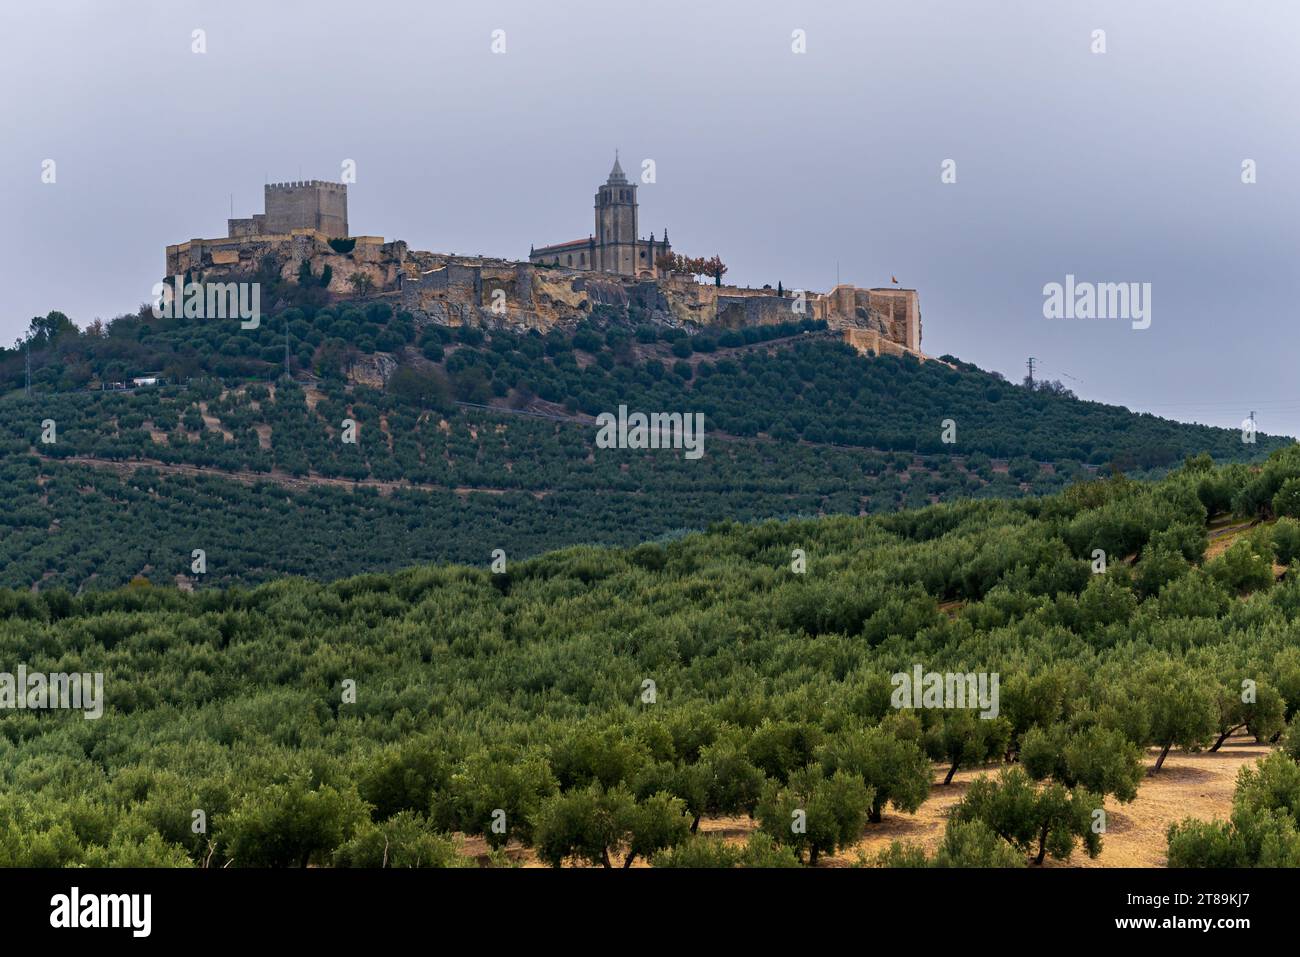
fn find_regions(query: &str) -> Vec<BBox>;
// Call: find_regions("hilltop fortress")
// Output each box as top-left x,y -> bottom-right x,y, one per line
165,159 -> 924,359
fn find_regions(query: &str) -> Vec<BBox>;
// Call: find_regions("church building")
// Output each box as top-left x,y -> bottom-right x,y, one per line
529,154 -> 671,277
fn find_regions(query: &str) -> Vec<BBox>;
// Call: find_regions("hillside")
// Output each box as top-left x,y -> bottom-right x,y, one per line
6,305 -> 1285,467
1,306 -> 1288,591
7,448 -> 1300,867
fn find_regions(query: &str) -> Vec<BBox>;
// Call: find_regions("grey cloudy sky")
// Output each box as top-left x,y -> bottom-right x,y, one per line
5,0 -> 1299,436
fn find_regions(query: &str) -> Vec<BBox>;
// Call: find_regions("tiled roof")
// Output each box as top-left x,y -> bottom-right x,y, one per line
531,238 -> 591,255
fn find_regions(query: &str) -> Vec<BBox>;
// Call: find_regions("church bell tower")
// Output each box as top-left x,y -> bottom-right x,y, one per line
594,151 -> 638,275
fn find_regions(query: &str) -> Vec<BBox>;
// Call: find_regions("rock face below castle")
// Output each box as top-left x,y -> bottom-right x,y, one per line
166,230 -> 407,298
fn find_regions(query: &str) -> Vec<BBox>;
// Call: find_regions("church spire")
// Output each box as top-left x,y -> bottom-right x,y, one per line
607,150 -> 628,185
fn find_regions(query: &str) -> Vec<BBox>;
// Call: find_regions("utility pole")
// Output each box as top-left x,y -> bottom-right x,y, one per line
1026,356 -> 1036,387
284,316 -> 291,380
24,339 -> 32,397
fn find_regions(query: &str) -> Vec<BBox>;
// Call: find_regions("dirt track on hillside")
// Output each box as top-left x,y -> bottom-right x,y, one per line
42,454 -> 542,499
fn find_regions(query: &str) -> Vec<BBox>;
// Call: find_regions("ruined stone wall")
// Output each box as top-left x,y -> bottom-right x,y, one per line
715,295 -> 802,329
842,328 -> 911,359
866,288 -> 921,352
652,277 -> 915,344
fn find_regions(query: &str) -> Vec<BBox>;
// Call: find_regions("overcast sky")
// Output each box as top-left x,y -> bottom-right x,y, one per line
4,0 -> 1299,436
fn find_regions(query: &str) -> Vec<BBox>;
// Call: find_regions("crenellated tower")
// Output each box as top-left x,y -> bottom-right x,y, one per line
228,180 -> 348,239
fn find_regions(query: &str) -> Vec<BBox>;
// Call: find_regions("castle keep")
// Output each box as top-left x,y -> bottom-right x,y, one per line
227,180 -> 348,239
528,155 -> 671,277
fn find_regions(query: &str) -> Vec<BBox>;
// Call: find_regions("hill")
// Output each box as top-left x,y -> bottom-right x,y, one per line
0,306 -> 1288,590
6,305 -> 1284,467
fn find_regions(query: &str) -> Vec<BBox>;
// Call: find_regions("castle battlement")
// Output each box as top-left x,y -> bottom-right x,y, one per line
266,180 -> 346,192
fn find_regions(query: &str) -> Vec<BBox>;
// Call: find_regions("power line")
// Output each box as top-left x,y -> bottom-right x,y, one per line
1031,360 -> 1081,385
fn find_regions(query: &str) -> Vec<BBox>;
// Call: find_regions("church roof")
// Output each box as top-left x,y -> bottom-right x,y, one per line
531,238 -> 592,255
606,151 -> 628,185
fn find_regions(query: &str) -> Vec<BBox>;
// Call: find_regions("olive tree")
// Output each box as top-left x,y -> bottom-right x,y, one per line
1209,677 -> 1285,751
1118,661 -> 1217,773
441,751 -> 557,849
951,767 -> 1102,866
1020,723 -> 1143,802
877,820 -> 1025,869
924,710 -> 1011,785
756,766 -> 873,865
531,785 -> 691,868
819,724 -> 931,823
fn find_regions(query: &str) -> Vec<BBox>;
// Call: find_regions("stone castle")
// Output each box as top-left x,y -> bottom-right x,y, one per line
165,159 -> 924,360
